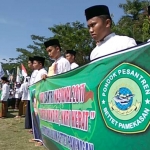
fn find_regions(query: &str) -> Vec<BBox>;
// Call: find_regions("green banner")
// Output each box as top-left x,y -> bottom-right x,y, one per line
29,43 -> 150,150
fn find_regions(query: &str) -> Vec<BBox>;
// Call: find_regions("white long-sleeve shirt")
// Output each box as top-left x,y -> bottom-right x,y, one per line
29,70 -> 38,85
34,68 -> 47,83
48,56 -> 70,76
20,82 -> 29,100
71,62 -> 79,69
1,83 -> 9,101
15,87 -> 21,99
90,33 -> 137,61
27,70 -> 38,101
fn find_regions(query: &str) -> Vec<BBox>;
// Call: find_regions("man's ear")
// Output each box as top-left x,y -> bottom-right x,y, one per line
56,46 -> 60,52
106,19 -> 111,28
72,55 -> 75,59
39,62 -> 42,66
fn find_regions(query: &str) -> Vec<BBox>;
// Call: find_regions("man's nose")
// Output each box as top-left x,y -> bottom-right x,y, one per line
89,27 -> 94,33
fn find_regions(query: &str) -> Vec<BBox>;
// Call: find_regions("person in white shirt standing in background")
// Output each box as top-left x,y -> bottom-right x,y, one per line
0,77 -> 9,118
65,50 -> 79,69
25,57 -> 38,130
22,77 -> 30,116
15,77 -> 30,118
43,39 -> 70,78
84,5 -> 137,61
14,82 -> 21,110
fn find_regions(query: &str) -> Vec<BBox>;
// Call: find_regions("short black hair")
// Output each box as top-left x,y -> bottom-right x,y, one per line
98,15 -> 112,27
28,57 -> 34,63
33,56 -> 45,66
65,50 -> 76,57
53,45 -> 61,51
34,60 -> 44,66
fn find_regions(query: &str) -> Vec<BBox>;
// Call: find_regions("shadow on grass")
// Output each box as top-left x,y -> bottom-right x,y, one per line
6,109 -> 18,118
7,112 -> 16,118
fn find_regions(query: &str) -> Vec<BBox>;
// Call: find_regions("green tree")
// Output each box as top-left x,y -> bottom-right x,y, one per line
117,0 -> 150,41
16,35 -> 50,73
12,21 -> 94,73
48,21 -> 94,65
1,58 -> 19,77
1,21 -> 94,74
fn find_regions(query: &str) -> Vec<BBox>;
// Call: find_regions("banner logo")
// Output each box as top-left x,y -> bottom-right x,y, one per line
98,63 -> 150,133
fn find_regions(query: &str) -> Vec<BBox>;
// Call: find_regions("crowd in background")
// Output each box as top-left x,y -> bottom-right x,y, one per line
0,78 -> 30,118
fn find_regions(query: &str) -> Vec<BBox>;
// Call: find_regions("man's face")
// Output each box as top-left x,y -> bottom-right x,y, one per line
65,54 -> 74,63
28,61 -> 33,69
87,16 -> 111,41
46,46 -> 59,59
33,61 -> 41,70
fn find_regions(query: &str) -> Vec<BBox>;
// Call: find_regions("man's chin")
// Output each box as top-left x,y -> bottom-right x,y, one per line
49,56 -> 55,60
92,36 -> 98,41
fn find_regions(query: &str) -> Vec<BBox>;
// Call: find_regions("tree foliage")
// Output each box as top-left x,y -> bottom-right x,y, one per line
2,0 -> 150,73
118,0 -> 150,41
48,21 -> 94,65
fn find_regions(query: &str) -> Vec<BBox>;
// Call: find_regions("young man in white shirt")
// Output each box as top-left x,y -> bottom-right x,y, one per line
30,56 -> 47,146
0,77 -> 9,118
28,57 -> 38,86
15,77 -> 30,118
84,5 -> 137,61
43,39 -> 70,78
32,56 -> 47,83
14,82 -> 21,110
65,50 -> 79,69
25,57 -> 38,130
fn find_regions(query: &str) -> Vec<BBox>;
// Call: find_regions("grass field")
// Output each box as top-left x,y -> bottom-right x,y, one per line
0,109 -> 46,150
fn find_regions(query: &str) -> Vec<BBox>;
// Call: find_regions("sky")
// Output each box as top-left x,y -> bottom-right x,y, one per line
0,0 -> 126,62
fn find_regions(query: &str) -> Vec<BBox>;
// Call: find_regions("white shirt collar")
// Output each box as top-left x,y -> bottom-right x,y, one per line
98,33 -> 115,45
55,56 -> 63,62
104,32 -> 115,41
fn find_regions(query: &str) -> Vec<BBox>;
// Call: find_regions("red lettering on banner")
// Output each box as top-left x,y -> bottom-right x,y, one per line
54,90 -> 58,103
39,109 -> 94,132
71,84 -> 86,103
80,84 -> 86,103
52,84 -> 85,104
39,109 -> 60,125
61,110 -> 70,127
64,86 -> 71,102
71,110 -> 89,131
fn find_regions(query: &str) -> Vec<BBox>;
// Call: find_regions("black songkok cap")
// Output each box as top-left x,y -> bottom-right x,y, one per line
85,5 -> 110,21
66,50 -> 76,56
33,56 -> 45,66
44,39 -> 60,48
148,6 -> 150,15
1,77 -> 8,82
28,57 -> 34,62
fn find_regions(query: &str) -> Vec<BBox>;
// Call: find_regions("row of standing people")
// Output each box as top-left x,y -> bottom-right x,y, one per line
0,47 -> 78,118
0,78 -> 31,118
26,47 -> 79,147
1,4 -> 139,148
